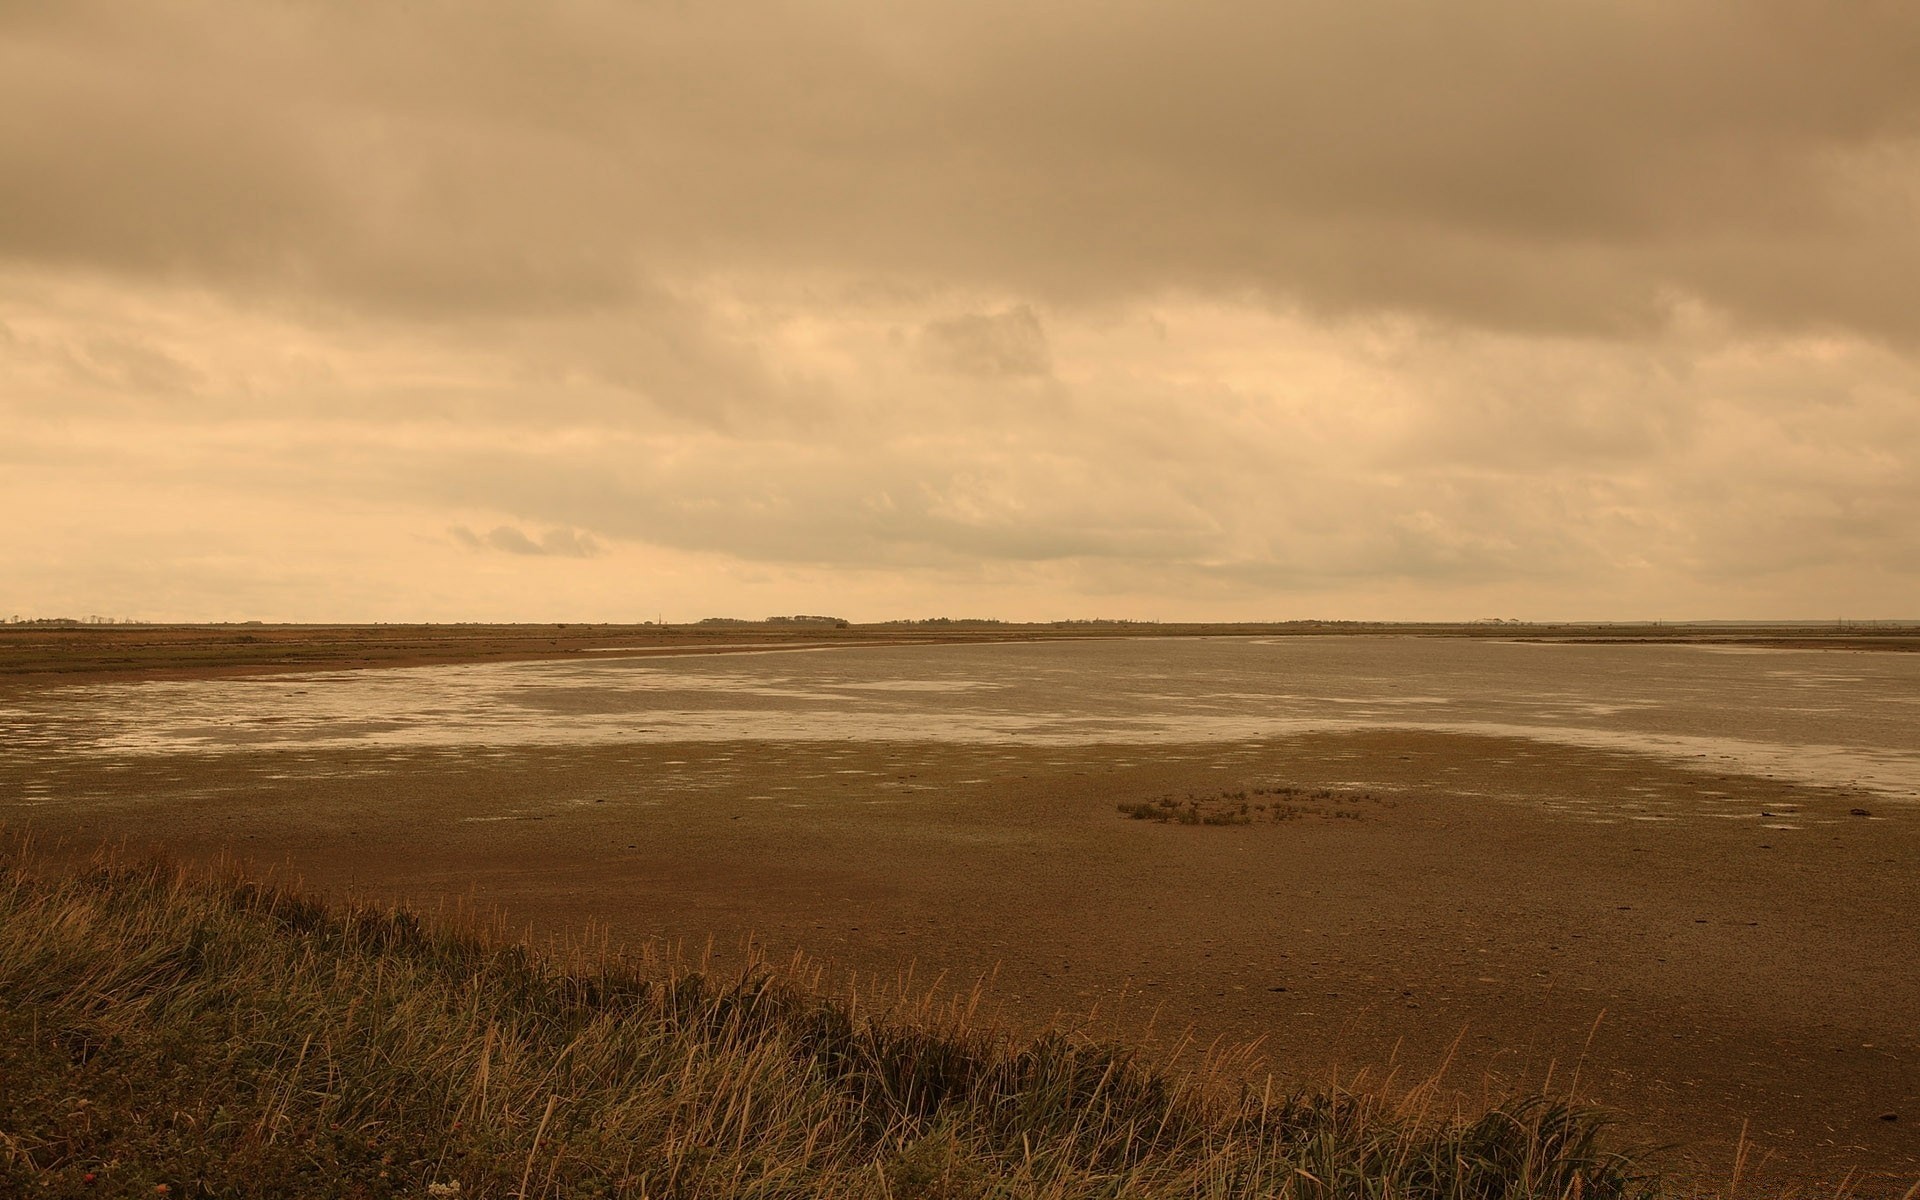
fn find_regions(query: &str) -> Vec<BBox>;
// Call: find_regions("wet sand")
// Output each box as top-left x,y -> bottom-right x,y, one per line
9,725 -> 1917,1196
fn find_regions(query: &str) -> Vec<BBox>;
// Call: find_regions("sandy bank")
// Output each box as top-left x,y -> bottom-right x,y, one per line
9,727 -> 1916,1196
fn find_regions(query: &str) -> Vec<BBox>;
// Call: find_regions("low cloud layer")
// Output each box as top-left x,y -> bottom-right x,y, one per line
452,525 -> 604,559
2,2 -> 1916,620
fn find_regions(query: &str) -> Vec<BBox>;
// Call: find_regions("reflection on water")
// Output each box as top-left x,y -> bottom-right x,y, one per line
4,637 -> 1918,798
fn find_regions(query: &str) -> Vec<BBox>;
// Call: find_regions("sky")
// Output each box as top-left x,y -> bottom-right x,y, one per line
4,1 -> 1918,623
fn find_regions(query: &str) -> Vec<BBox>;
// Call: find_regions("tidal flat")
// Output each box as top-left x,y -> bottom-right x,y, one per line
4,630 -> 1917,1194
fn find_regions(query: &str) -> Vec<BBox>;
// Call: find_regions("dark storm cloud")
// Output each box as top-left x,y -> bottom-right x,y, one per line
3,0 -> 1916,338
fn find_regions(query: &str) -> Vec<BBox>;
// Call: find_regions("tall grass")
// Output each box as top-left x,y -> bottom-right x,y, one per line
0,842 -> 1656,1199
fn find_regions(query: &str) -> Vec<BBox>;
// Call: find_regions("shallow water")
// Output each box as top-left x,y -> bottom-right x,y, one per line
4,636 -> 1918,798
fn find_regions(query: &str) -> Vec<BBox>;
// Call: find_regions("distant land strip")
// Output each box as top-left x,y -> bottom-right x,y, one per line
2,620 -> 1916,683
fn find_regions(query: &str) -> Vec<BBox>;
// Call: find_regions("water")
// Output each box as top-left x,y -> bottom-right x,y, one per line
4,636 -> 1918,798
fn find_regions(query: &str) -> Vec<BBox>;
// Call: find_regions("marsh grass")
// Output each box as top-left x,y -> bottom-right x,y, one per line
1,840 -> 1655,1199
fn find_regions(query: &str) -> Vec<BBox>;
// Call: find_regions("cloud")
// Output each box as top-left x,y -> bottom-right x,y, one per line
3,3 -> 1917,620
917,307 -> 1051,378
2,1 -> 1916,339
451,524 -> 604,559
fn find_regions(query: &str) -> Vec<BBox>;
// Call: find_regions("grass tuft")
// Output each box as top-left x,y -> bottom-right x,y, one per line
0,842 -> 1657,1198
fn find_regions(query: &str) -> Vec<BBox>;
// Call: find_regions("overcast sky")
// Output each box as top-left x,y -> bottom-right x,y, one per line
5,1 -> 1917,622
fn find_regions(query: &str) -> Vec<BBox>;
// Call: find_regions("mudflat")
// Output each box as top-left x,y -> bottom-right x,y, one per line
4,628 -> 1917,1195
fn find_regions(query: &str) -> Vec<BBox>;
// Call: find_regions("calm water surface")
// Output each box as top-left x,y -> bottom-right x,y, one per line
5,637 -> 1918,798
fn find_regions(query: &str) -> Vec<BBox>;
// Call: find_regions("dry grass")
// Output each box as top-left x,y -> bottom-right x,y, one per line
0,839 -> 1657,1199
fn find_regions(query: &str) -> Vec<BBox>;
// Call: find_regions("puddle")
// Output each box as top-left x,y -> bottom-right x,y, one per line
6,638 -> 1917,804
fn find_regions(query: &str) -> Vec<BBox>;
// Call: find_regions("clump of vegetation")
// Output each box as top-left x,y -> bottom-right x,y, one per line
1118,785 -> 1384,827
0,842 -> 1653,1198
1117,798 -> 1249,825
